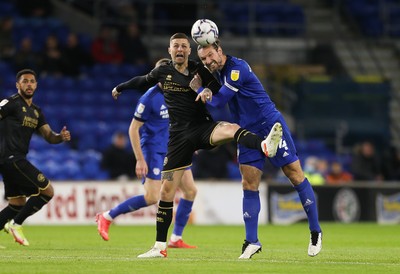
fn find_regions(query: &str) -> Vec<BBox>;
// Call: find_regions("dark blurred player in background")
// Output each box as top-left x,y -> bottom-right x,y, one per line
0,69 -> 71,246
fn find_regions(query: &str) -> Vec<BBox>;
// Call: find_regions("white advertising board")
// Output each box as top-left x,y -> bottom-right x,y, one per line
0,181 -> 267,225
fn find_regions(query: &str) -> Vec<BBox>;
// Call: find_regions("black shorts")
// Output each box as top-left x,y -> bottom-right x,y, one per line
0,159 -> 50,199
163,121 -> 219,172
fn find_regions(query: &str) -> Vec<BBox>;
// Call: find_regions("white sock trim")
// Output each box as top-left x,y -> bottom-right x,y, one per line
103,211 -> 113,221
154,241 -> 167,250
170,234 -> 182,242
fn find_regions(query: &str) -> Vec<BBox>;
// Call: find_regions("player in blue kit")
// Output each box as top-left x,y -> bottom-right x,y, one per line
191,41 -> 322,258
96,59 -> 196,248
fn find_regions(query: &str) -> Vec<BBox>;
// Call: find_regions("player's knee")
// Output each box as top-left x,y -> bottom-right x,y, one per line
287,173 -> 305,186
217,122 -> 240,138
146,196 -> 159,205
227,123 -> 240,137
41,183 -> 54,198
183,187 -> 197,200
160,187 -> 176,201
241,180 -> 259,191
144,190 -> 160,205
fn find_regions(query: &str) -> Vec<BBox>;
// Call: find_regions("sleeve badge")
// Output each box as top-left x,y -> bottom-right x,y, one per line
230,70 -> 240,81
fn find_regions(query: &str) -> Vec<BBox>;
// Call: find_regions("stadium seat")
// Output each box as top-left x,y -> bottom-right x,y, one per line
81,150 -> 109,179
255,3 -> 282,36
59,159 -> 84,180
281,5 -> 305,36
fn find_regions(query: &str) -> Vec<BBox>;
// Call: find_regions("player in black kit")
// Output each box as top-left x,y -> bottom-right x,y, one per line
0,69 -> 71,246
111,33 -> 282,258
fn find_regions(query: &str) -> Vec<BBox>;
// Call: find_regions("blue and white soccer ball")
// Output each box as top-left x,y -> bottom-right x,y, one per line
191,19 -> 219,46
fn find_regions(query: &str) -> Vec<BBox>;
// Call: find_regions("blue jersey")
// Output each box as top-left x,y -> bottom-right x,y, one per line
133,85 -> 169,153
215,55 -> 280,131
210,55 -> 298,169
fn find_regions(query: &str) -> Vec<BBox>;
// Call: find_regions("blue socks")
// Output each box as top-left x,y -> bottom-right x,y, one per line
109,195 -> 147,219
243,190 -> 260,243
172,198 -> 193,236
294,178 -> 321,232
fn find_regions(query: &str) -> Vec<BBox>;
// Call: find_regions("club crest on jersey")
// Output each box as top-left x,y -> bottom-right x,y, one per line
37,173 -> 45,182
230,70 -> 240,81
22,106 -> 27,112
153,168 -> 160,175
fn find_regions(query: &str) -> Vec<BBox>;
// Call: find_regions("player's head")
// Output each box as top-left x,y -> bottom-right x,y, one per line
155,58 -> 170,68
196,40 -> 224,73
168,33 -> 191,65
155,58 -> 170,89
16,69 -> 37,99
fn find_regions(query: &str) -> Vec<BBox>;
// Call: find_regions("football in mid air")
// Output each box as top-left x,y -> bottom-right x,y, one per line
191,19 -> 219,46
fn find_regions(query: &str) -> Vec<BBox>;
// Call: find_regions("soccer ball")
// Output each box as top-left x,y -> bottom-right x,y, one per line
191,19 -> 219,46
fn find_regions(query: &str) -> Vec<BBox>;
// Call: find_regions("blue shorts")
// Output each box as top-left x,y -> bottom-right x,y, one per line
142,149 -> 165,183
238,115 -> 298,170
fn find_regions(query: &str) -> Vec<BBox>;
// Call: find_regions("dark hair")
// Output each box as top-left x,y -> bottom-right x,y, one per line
16,69 -> 37,81
197,39 -> 220,51
155,58 -> 170,68
170,33 -> 190,42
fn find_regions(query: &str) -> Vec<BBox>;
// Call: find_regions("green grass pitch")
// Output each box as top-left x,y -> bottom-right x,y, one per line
0,223 -> 399,274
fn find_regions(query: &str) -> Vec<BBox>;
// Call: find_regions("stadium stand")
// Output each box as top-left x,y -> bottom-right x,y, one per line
0,0 -> 396,181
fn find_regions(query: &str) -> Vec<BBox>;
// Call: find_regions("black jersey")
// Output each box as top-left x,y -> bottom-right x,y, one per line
0,93 -> 47,163
117,60 -> 221,131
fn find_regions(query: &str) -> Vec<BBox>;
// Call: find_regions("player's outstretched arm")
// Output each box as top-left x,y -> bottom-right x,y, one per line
112,75 -> 156,100
39,125 -> 71,144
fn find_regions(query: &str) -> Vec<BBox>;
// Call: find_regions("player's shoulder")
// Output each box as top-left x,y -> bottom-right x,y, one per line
155,60 -> 173,73
145,84 -> 163,96
188,59 -> 202,72
141,85 -> 163,102
226,55 -> 252,78
1,93 -> 20,107
9,93 -> 20,101
227,55 -> 249,69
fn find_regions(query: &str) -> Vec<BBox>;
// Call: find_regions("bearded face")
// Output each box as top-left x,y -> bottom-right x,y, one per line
17,74 -> 37,99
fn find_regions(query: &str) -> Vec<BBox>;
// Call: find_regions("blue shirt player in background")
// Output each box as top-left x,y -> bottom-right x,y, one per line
96,59 -> 197,248
191,41 -> 322,259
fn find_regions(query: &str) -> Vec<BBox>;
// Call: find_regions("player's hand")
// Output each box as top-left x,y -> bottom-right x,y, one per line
60,126 -> 71,142
190,74 -> 203,92
112,87 -> 121,100
196,88 -> 212,103
135,159 -> 148,179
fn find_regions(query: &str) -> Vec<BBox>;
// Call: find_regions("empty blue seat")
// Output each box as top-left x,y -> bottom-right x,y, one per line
81,150 -> 109,179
